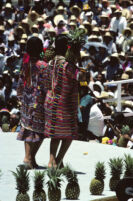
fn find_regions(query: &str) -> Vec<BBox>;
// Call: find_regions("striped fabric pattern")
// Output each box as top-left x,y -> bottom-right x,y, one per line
44,56 -> 79,139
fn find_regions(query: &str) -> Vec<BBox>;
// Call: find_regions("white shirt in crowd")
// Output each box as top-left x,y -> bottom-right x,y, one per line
127,134 -> 133,148
110,16 -> 127,34
87,103 -> 105,137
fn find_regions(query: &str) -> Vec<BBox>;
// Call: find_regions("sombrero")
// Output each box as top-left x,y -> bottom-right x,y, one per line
54,14 -> 65,26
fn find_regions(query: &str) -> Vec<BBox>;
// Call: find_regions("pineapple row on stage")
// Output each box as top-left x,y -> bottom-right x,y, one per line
90,154 -> 133,195
10,153 -> 133,201
11,165 -> 80,201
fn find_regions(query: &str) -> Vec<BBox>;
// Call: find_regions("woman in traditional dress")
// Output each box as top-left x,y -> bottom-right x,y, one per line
44,34 -> 79,168
17,37 -> 47,169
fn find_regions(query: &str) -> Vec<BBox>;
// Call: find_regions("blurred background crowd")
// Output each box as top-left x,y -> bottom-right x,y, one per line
0,0 -> 133,148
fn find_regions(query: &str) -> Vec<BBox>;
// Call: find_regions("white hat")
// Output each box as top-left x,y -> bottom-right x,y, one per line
5,3 -> 12,9
57,6 -> 64,10
121,73 -> 129,79
80,51 -> 89,58
47,26 -> 56,33
110,53 -> 119,58
0,26 -> 5,31
86,11 -> 93,16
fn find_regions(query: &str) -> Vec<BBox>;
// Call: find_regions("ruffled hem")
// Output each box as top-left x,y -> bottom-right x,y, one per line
17,127 -> 45,142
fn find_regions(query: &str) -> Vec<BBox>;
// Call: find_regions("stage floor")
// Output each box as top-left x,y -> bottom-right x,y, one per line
0,132 -> 132,201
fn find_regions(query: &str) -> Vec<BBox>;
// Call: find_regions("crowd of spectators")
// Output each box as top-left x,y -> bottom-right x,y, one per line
0,0 -> 133,148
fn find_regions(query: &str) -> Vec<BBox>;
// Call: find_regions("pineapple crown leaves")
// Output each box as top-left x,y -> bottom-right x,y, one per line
95,162 -> 106,181
124,154 -> 133,177
62,165 -> 78,184
121,125 -> 130,135
108,157 -> 123,178
33,170 -> 45,192
46,166 -> 64,191
67,28 -> 85,50
11,166 -> 30,194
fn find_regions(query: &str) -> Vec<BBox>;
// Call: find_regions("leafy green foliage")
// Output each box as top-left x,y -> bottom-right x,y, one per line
33,170 -> 45,192
46,166 -> 63,191
62,165 -> 78,183
124,154 -> 133,177
121,125 -> 130,135
11,166 -> 30,194
95,162 -> 106,181
109,157 -> 123,178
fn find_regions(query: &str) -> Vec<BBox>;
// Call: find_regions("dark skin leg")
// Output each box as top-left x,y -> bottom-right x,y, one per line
31,140 -> 43,167
23,142 -> 33,168
48,139 -> 60,168
56,139 -> 72,168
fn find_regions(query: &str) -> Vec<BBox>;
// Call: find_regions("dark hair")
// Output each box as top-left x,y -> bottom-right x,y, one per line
55,34 -> 68,56
26,37 -> 43,59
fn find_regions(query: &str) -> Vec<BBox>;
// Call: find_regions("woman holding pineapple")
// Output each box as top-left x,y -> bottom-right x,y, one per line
44,34 -> 81,168
17,37 -> 48,169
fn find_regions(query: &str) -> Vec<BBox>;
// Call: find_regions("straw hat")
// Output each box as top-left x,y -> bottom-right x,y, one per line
47,26 -> 56,33
0,26 -> 5,31
19,39 -> 26,44
37,17 -> 44,22
92,27 -> 99,32
42,13 -> 48,20
70,15 -> 76,21
28,10 -> 39,20
88,34 -> 101,42
123,100 -> 133,107
80,51 -> 89,58
54,14 -> 64,26
7,19 -> 14,26
21,18 -> 29,24
31,24 -> 38,29
69,22 -> 76,26
110,53 -> 119,58
103,32 -> 113,39
119,52 -> 125,58
70,5 -> 81,13
125,67 -> 133,72
5,3 -> 12,9
79,25 -> 87,33
85,11 -> 93,17
96,91 -> 111,99
83,20 -> 91,26
21,33 -> 28,40
121,73 -> 129,79
123,27 -> 132,35
100,13 -> 109,18
57,6 -> 64,11
32,33 -> 39,37
115,9 -> 122,14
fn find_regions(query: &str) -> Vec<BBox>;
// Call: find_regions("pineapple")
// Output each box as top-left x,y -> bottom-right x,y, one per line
90,162 -> 106,195
124,154 -> 133,178
63,165 -> 80,200
33,171 -> 46,201
108,157 -> 123,191
65,28 -> 85,63
46,166 -> 63,201
11,166 -> 30,201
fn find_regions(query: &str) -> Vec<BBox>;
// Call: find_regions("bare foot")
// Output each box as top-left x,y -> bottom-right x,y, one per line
48,161 -> 57,168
